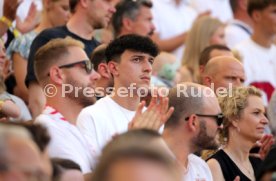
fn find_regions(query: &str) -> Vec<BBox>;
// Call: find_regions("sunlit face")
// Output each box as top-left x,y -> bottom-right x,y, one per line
61,47 -> 100,106
209,26 -> 226,45
48,0 -> 71,27
255,4 -> 276,36
87,0 -> 116,29
112,50 -> 154,93
107,158 -> 178,181
237,96 -> 268,142
211,60 -> 245,91
130,6 -> 155,36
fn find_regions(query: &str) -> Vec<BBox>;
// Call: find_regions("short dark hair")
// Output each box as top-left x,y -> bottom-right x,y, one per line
248,0 -> 276,17
51,158 -> 81,171
112,0 -> 153,36
23,123 -> 50,152
0,122 -> 50,152
51,158 -> 81,181
90,44 -> 107,71
69,0 -> 79,13
199,44 -> 231,66
105,34 -> 159,63
229,0 -> 238,13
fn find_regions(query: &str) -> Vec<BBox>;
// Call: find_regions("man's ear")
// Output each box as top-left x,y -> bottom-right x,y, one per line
48,66 -> 63,85
79,0 -> 89,8
44,0 -> 51,11
97,63 -> 110,79
108,61 -> 119,77
203,75 -> 212,87
187,114 -> 198,133
122,17 -> 134,31
251,10 -> 261,22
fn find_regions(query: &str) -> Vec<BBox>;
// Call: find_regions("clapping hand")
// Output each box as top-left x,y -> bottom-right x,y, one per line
128,92 -> 174,131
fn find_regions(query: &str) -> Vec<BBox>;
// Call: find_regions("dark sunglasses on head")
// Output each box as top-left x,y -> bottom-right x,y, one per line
48,60 -> 93,76
185,113 -> 224,126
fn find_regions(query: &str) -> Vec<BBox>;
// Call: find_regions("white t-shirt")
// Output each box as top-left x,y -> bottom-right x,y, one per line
183,154 -> 213,181
77,96 -> 136,156
234,38 -> 276,104
188,0 -> 233,23
151,0 -> 197,62
225,20 -> 252,49
35,106 -> 95,174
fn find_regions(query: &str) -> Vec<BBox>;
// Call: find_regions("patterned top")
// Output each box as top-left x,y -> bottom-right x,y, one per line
6,31 -> 37,60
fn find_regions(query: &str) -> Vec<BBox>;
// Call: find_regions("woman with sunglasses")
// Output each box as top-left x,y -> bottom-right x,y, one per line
207,86 -> 268,181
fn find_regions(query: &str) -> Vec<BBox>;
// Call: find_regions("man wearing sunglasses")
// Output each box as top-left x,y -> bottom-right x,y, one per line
162,82 -> 222,181
26,0 -> 116,118
34,37 -> 100,179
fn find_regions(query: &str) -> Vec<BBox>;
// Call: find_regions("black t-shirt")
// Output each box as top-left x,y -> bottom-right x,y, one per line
26,26 -> 100,86
208,149 -> 262,181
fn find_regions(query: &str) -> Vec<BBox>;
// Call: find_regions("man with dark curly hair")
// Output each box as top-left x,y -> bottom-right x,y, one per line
77,34 -> 173,163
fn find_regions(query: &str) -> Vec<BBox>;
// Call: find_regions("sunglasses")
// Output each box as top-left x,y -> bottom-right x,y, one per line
48,60 -> 93,76
58,60 -> 93,74
185,113 -> 224,126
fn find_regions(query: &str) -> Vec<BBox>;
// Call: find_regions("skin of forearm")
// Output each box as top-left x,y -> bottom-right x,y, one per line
151,32 -> 187,52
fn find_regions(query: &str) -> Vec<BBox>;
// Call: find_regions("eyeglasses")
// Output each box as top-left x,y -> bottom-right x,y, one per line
48,60 -> 93,76
185,113 -> 224,126
58,60 -> 93,74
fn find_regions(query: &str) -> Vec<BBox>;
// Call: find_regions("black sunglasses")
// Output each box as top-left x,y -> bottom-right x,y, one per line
185,113 -> 224,126
58,60 -> 93,74
48,60 -> 93,76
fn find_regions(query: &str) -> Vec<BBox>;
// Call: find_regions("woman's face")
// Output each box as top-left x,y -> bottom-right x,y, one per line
237,95 -> 268,142
47,0 -> 71,27
209,26 -> 226,45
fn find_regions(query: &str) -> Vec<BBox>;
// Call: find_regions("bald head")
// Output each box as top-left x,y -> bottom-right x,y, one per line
203,56 -> 245,91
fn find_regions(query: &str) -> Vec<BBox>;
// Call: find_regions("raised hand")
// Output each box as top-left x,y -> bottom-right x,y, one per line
250,134 -> 274,160
128,93 -> 174,131
16,2 -> 40,33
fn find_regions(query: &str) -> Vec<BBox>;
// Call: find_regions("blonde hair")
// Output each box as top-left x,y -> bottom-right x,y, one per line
218,86 -> 262,142
182,16 -> 224,82
34,37 -> 84,87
